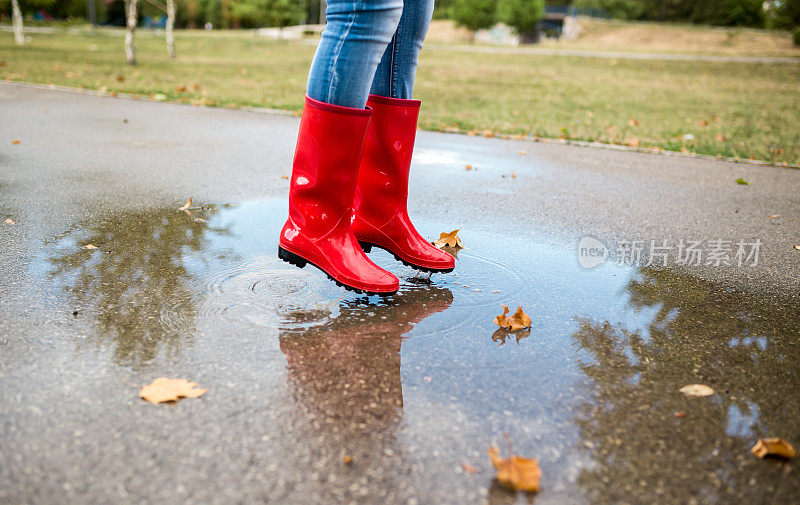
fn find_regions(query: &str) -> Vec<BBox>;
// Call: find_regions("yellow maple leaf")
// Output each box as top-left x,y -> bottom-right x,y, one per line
494,304 -> 532,331
432,229 -> 463,249
139,377 -> 208,404
751,438 -> 795,459
488,446 -> 541,493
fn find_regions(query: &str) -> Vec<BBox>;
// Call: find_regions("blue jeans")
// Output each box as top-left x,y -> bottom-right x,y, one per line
306,0 -> 435,109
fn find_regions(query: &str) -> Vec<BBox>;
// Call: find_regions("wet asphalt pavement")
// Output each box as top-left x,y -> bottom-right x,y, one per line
1,82 -> 799,505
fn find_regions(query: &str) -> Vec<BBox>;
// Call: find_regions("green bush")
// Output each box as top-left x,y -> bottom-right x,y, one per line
793,27 -> 800,46
452,0 -> 497,36
497,0 -> 545,36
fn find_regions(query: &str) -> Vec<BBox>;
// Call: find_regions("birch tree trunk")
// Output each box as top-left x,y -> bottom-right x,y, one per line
11,0 -> 25,46
125,0 -> 138,65
166,0 -> 176,58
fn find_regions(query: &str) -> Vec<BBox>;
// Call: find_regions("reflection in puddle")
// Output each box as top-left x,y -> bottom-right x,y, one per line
30,199 -> 800,503
47,205 -> 237,366
573,268 -> 800,504
273,287 -> 453,502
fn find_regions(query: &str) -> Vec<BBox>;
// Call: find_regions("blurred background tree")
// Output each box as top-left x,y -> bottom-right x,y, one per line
4,0 -> 798,35
498,0 -> 545,42
452,0 -> 496,41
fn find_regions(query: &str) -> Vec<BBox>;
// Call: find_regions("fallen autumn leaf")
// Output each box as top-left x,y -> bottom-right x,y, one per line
81,244 -> 98,250
488,446 -> 541,493
751,438 -> 795,459
178,198 -> 193,211
461,461 -> 479,474
4,218 -> 14,224
433,229 -> 463,249
679,384 -> 715,397
139,377 -> 208,404
494,304 -> 532,331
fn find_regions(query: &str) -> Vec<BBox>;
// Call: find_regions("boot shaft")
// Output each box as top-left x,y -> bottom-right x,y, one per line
355,95 -> 421,213
288,96 -> 372,240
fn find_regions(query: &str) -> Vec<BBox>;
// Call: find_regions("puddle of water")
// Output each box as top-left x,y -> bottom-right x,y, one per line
6,198 -> 800,504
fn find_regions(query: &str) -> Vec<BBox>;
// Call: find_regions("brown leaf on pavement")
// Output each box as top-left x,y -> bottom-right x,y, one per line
768,214 -> 780,218
139,377 -> 208,404
433,229 -> 463,249
178,198 -> 193,211
679,384 -> 715,397
82,244 -> 99,250
488,446 -> 541,493
751,438 -> 795,459
494,304 -> 532,331
461,461 -> 479,474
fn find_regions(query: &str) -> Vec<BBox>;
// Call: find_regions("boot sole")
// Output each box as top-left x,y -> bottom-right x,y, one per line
278,246 -> 398,297
358,241 -> 455,274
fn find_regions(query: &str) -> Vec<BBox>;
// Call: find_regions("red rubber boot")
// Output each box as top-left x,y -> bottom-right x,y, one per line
278,96 -> 399,296
352,95 -> 455,273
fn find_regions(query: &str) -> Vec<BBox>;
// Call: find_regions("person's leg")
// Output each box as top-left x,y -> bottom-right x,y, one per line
306,0 -> 404,109
370,0 -> 435,99
352,0 -> 454,273
280,0 -> 406,295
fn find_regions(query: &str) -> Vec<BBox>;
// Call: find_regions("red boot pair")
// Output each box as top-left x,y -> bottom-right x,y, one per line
278,95 -> 454,296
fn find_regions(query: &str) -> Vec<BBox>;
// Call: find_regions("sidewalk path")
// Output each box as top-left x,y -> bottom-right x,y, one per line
427,42 -> 800,64
1,82 -> 799,505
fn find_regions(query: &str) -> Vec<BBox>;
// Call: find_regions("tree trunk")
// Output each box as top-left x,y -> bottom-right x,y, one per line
85,0 -> 97,29
166,0 -> 176,58
11,0 -> 24,46
125,0 -> 138,65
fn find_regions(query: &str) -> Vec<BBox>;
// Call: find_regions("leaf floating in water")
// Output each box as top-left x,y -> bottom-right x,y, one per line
178,198 -> 193,211
751,438 -> 795,460
488,446 -> 541,493
679,384 -> 714,397
139,377 -> 208,404
82,244 -> 99,250
494,304 -> 532,331
432,229 -> 463,249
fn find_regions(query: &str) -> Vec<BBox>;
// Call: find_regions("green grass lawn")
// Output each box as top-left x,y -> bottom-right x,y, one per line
2,27 -> 799,164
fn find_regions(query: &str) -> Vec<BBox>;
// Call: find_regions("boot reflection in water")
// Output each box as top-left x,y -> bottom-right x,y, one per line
279,286 -> 452,431
278,0 -> 453,295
